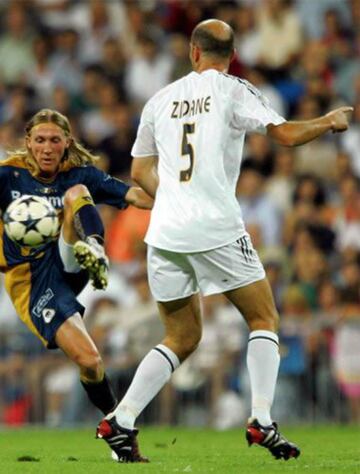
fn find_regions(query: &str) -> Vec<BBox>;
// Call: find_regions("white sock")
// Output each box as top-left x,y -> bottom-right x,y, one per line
247,330 -> 280,427
111,344 -> 180,429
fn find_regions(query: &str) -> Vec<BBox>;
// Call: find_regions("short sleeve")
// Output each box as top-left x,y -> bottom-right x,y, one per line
131,99 -> 158,157
231,79 -> 285,134
82,166 -> 130,209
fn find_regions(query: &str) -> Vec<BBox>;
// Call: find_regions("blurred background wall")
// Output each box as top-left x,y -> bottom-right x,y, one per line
0,0 -> 359,428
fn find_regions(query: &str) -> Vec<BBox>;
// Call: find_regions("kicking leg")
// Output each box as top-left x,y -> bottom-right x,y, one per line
62,185 -> 108,290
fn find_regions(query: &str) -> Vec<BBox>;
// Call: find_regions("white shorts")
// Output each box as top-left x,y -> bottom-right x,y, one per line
147,235 -> 266,301
58,230 -> 81,273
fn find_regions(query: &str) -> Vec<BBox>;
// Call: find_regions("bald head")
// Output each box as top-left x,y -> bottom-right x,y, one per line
191,19 -> 234,59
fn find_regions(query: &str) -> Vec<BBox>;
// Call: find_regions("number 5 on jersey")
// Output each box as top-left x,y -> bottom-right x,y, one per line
180,123 -> 195,182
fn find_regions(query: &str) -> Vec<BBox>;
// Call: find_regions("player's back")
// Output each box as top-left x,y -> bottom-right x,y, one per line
144,70 -> 247,252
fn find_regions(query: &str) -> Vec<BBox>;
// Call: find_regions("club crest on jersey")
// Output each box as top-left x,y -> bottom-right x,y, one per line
38,187 -> 57,195
11,190 -> 22,200
42,308 -> 56,324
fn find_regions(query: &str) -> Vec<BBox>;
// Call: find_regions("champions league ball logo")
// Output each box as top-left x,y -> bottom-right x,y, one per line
3,195 -> 59,247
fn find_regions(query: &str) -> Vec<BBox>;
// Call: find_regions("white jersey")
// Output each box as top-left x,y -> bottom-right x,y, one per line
131,69 -> 285,252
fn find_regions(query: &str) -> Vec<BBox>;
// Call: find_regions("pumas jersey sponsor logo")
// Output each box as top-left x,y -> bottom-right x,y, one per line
11,190 -> 64,209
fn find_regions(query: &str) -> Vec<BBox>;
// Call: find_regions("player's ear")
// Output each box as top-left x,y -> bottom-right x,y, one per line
25,135 -> 31,150
63,137 -> 72,160
194,44 -> 201,62
66,137 -> 73,149
189,42 -> 200,64
189,42 -> 194,62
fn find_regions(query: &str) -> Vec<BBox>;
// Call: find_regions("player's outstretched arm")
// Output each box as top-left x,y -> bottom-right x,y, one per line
125,187 -> 154,210
267,106 -> 353,147
131,156 -> 159,199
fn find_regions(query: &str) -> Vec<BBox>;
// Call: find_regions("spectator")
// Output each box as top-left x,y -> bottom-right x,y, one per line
75,0 -> 123,65
243,134 -> 274,177
168,33 -> 193,82
49,29 -> 83,95
333,174 -> 360,252
265,147 -> 296,215
233,5 -> 260,67
292,247 -> 329,309
2,86 -> 33,134
25,35 -> 56,107
99,38 -> 128,100
34,0 -> 75,31
333,286 -> 360,423
273,285 -> 311,422
337,257 -> 360,290
125,32 -> 173,107
293,95 -> 338,180
256,0 -> 303,80
295,0 -> 351,40
237,161 -> 282,248
321,8 -> 353,69
106,206 -> 151,268
73,65 -> 104,113
340,100 -> 360,177
0,121 -> 19,161
97,103 -> 136,179
0,3 -> 35,85
79,79 -> 118,147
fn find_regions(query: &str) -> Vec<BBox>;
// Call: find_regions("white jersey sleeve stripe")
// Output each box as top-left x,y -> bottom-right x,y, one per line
228,75 -> 285,134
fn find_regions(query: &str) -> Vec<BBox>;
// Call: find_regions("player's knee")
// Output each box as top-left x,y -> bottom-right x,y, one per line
250,310 -> 280,332
64,184 -> 90,206
181,339 -> 200,359
272,311 -> 280,330
74,349 -> 103,375
171,331 -> 201,360
190,331 -> 202,351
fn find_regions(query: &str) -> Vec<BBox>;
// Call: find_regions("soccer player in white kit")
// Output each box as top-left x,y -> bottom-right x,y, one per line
96,19 -> 353,462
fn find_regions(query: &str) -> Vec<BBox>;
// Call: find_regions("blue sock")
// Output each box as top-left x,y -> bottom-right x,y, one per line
73,196 -> 104,243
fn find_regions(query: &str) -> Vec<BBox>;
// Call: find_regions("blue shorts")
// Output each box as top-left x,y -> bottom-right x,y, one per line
5,242 -> 88,349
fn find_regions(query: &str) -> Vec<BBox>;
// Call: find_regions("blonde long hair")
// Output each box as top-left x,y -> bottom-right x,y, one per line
12,109 -> 98,176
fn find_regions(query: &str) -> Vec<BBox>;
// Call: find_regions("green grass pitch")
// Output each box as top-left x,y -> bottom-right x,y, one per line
0,425 -> 359,473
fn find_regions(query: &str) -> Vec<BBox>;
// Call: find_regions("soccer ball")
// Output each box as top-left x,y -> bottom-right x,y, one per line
3,195 -> 59,247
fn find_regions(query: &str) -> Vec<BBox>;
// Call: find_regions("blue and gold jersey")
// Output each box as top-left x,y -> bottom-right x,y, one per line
0,155 -> 130,271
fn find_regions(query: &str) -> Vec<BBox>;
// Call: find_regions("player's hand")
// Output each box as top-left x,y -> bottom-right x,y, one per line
325,106 -> 353,133
126,187 -> 154,209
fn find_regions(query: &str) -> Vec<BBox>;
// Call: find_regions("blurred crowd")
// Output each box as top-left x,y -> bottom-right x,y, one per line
0,0 -> 360,428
